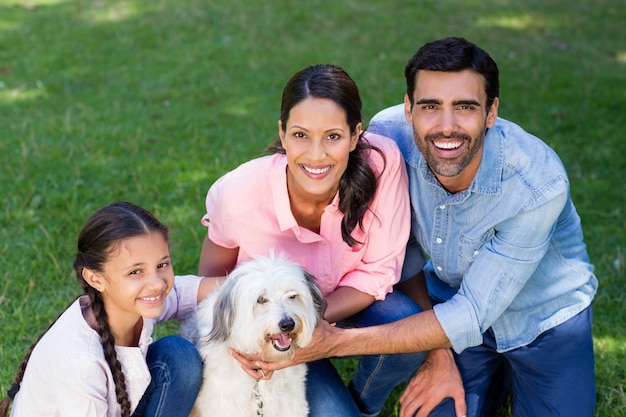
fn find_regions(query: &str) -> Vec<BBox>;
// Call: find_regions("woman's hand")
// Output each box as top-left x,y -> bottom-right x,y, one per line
230,320 -> 342,378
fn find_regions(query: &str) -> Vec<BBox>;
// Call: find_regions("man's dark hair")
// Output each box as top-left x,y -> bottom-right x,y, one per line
405,37 -> 499,110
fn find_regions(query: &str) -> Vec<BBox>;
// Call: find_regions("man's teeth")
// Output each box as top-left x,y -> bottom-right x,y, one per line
304,166 -> 330,174
434,141 -> 462,150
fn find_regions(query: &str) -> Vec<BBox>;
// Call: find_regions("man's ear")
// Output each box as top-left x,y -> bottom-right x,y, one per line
486,97 -> 499,128
83,268 -> 104,292
403,94 -> 413,124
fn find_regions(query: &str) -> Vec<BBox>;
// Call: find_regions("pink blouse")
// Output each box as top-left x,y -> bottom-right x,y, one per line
202,132 -> 409,300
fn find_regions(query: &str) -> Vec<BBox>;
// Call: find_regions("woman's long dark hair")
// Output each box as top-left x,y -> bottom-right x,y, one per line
1,202 -> 169,417
267,64 -> 385,247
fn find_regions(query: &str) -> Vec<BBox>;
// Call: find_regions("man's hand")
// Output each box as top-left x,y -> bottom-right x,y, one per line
399,348 -> 466,417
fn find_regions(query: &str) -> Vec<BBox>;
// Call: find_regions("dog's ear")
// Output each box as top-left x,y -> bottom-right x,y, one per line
205,280 -> 236,343
303,270 -> 327,320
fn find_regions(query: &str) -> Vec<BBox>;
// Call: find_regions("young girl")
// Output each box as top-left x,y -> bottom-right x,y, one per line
1,201 -> 221,417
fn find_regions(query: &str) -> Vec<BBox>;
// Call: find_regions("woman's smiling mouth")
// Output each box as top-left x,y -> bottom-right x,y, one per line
302,165 -> 331,175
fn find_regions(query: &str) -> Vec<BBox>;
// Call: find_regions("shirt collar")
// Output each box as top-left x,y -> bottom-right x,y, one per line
271,155 -> 297,232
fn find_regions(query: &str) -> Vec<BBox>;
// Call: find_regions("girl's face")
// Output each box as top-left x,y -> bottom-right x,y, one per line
87,231 -> 174,327
279,97 -> 361,204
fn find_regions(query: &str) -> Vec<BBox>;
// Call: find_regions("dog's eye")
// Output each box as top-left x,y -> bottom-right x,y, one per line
257,295 -> 268,304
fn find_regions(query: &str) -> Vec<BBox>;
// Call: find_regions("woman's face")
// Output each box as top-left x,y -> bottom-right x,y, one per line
279,97 -> 361,204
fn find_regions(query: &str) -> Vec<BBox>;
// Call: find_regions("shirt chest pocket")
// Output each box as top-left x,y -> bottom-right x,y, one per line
457,229 -> 495,268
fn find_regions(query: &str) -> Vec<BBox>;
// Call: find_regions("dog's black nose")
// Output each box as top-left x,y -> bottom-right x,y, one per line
279,317 -> 295,332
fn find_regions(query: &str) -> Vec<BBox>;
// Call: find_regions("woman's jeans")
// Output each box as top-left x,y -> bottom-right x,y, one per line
132,336 -> 202,417
306,290 -> 427,416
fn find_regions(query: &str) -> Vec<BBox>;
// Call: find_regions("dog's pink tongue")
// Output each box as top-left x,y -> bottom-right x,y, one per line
273,334 -> 292,349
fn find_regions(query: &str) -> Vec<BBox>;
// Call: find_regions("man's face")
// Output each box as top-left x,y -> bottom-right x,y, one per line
404,69 -> 498,193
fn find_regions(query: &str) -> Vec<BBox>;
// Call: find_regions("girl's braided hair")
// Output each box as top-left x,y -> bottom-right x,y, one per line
1,202 -> 168,417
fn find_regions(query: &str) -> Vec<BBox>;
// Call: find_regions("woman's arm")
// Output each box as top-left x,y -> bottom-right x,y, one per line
324,286 -> 375,323
198,236 -> 239,277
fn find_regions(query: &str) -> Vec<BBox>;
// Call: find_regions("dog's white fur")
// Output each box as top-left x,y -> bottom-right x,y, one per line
182,252 -> 326,417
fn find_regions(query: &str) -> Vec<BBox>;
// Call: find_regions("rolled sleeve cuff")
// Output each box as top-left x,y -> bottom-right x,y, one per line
339,271 -> 395,301
433,294 -> 483,353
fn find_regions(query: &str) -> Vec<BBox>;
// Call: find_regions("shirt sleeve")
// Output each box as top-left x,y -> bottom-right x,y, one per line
201,175 -> 240,248
434,188 -> 569,353
158,275 -> 202,322
336,135 -> 411,300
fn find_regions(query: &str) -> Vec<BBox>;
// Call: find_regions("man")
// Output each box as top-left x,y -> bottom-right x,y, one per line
240,37 -> 597,417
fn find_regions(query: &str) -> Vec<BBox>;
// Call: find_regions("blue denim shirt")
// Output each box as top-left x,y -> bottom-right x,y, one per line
368,104 -> 598,353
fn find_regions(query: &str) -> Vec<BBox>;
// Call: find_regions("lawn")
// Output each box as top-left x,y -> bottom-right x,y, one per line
0,0 -> 624,415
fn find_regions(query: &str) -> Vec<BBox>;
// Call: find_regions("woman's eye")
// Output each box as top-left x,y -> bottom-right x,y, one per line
327,133 -> 341,141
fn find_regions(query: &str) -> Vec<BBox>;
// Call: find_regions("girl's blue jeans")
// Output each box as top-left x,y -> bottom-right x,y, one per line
132,335 -> 202,417
306,290 -> 427,416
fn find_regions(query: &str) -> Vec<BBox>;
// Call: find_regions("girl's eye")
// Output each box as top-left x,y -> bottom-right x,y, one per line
129,269 -> 142,276
158,262 -> 170,269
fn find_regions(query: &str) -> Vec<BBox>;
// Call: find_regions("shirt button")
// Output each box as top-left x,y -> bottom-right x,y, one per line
436,266 -> 443,272
322,271 -> 329,276
435,237 -> 443,244
473,250 -> 480,256
439,205 -> 446,210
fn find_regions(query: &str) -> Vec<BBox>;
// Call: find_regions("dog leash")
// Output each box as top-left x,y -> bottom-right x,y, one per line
252,381 -> 264,416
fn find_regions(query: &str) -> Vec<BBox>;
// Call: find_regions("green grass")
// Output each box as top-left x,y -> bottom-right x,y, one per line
1,0 -> 624,415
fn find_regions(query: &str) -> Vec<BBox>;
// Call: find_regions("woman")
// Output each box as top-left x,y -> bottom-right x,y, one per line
198,64 -> 425,416
1,202 -> 222,417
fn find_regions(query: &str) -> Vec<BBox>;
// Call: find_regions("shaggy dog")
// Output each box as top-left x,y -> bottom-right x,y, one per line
183,253 -> 326,417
